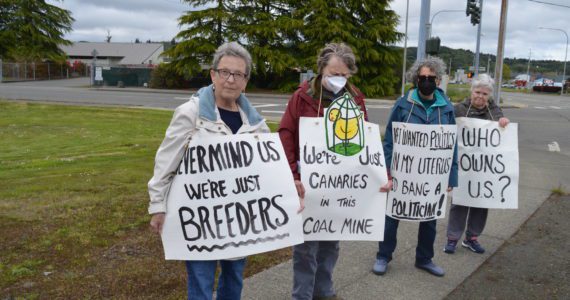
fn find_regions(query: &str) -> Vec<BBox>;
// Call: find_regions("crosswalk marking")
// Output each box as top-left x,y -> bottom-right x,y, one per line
253,104 -> 282,108
364,104 -> 392,109
532,106 -> 568,110
261,110 -> 284,114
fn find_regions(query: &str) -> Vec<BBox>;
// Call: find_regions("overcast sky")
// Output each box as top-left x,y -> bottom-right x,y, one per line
49,0 -> 569,61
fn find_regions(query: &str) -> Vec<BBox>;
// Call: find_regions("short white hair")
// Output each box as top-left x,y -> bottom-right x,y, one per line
471,73 -> 494,94
212,42 -> 252,78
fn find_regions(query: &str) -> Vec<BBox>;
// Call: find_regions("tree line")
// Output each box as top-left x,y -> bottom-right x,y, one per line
163,0 -> 403,96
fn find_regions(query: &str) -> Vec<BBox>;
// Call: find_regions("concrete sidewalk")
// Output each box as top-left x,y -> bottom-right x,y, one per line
241,148 -> 569,298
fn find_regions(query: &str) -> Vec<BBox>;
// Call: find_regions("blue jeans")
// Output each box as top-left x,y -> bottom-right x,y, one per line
185,259 -> 246,300
376,216 -> 437,265
292,241 -> 339,300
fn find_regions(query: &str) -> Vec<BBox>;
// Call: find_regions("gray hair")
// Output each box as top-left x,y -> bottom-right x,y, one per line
212,42 -> 252,78
317,43 -> 358,75
471,73 -> 495,94
406,56 -> 447,86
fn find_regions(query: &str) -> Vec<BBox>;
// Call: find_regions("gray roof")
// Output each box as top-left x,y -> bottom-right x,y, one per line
60,42 -> 164,64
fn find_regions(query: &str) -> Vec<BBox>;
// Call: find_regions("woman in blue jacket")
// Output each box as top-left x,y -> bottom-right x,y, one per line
372,57 -> 458,277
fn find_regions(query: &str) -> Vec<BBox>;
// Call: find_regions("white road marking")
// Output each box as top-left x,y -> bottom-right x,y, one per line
549,106 -> 561,109
548,141 -> 560,152
535,106 -> 546,109
253,104 -> 281,108
365,104 -> 392,109
262,110 -> 284,114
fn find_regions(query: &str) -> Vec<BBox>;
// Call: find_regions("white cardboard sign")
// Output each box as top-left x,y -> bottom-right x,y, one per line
387,122 -> 457,221
161,133 -> 304,260
454,117 -> 519,209
299,115 -> 388,241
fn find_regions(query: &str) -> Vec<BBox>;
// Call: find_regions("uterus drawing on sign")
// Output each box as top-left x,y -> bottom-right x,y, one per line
325,93 -> 365,156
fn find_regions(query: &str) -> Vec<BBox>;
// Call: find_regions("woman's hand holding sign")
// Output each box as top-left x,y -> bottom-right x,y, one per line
379,179 -> 393,193
295,179 -> 305,213
150,213 -> 165,234
499,117 -> 510,128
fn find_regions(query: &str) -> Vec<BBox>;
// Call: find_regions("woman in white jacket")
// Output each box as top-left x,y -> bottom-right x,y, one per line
147,42 -> 269,300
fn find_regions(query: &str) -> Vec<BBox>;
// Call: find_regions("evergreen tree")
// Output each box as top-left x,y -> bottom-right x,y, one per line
0,0 -> 73,61
0,0 -> 16,58
295,0 -> 402,96
233,0 -> 302,86
163,0 -> 237,77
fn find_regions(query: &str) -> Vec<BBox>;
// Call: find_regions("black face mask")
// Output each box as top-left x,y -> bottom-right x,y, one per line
417,76 -> 437,96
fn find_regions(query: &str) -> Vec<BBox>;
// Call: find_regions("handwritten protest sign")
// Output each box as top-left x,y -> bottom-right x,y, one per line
387,122 -> 457,221
454,117 -> 518,209
161,133 -> 304,260
299,113 -> 388,241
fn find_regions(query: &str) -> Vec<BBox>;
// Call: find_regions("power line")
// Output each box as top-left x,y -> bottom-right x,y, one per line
528,0 -> 570,9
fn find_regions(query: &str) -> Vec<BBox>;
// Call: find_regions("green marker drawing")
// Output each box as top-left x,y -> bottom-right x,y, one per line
325,93 -> 365,156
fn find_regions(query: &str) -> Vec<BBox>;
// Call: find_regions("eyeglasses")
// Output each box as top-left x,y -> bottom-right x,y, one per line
418,75 -> 437,82
215,69 -> 248,82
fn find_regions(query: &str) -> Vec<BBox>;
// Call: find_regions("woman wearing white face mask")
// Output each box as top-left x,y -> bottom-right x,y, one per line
279,43 -> 368,300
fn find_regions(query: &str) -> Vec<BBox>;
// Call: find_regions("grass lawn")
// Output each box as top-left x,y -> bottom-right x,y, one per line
0,100 -> 287,299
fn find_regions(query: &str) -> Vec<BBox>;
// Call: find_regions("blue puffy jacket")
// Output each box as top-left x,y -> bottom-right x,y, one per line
383,88 -> 458,187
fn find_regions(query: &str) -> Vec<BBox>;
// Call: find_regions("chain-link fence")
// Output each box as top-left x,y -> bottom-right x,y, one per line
0,61 -> 90,82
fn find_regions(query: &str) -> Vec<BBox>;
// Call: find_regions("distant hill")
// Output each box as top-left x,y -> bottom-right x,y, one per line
399,46 -> 567,79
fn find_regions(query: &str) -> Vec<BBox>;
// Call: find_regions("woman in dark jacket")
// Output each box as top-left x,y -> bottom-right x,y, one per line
372,57 -> 458,278
279,43 -> 367,300
443,74 -> 510,255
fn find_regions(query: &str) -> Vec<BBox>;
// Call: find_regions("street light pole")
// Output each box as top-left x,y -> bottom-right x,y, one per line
428,9 -> 463,38
493,0 -> 508,103
539,27 -> 568,96
401,0 -> 410,97
417,0 -> 431,61
474,0 -> 484,77
526,49 -> 532,89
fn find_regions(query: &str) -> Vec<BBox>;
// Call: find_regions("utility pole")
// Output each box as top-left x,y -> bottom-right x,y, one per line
487,55 -> 491,75
90,49 -> 98,86
526,48 -> 532,88
417,0 -> 431,61
401,0 -> 410,96
494,0 -> 509,103
474,0 -> 484,76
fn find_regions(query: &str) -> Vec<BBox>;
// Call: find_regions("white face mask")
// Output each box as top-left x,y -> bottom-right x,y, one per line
324,76 -> 347,94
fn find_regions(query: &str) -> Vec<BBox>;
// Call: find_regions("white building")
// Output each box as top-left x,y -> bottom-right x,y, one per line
60,42 -> 165,66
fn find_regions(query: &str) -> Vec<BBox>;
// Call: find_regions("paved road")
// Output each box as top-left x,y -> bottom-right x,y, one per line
2,79 -> 569,299
240,91 -> 570,299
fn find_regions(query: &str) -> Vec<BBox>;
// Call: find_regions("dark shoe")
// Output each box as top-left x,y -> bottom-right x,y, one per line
415,261 -> 445,277
462,239 -> 485,254
313,296 -> 342,300
443,239 -> 458,254
372,258 -> 388,275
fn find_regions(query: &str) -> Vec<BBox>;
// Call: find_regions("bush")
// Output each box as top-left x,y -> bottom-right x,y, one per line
149,63 -> 211,89
149,63 -> 189,89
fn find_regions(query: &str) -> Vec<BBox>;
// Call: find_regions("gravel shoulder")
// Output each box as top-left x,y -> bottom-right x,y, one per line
446,194 -> 570,299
